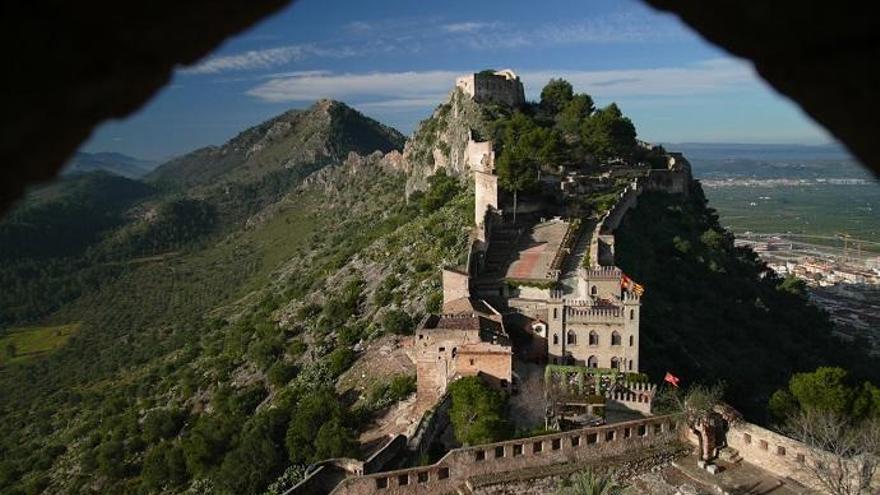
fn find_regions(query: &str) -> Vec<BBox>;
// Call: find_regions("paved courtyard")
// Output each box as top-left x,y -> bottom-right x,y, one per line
506,219 -> 569,281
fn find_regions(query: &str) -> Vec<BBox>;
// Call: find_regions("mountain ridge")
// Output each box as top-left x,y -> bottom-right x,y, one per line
147,99 -> 405,190
63,152 -> 157,179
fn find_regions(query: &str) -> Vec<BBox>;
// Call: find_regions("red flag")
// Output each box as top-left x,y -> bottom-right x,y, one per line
664,372 -> 680,388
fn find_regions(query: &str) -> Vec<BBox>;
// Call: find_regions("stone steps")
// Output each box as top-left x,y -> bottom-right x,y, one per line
717,446 -> 742,464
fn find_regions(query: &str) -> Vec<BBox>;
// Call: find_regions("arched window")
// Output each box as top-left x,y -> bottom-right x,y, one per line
628,360 -> 633,371
611,331 -> 621,346
587,355 -> 598,368
629,335 -> 634,347
552,334 -> 559,345
591,285 -> 598,296
610,357 -> 620,370
589,331 -> 599,346
629,309 -> 635,320
567,331 -> 577,345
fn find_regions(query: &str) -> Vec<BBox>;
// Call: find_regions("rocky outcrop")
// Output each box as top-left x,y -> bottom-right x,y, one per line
403,89 -> 494,195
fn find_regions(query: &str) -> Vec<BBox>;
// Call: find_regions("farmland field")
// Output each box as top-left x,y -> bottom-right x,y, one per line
0,323 -> 80,366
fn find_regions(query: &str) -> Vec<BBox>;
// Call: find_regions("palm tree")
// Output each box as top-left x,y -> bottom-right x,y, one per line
556,469 -> 623,495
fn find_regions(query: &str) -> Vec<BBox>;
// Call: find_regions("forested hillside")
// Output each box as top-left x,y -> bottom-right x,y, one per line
0,100 -> 475,494
615,186 -> 880,420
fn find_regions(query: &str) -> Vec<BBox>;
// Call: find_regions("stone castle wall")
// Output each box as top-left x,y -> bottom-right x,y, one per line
456,70 -> 525,108
474,171 -> 498,230
588,164 -> 692,269
441,268 -> 470,305
330,415 -> 681,495
724,420 -> 879,492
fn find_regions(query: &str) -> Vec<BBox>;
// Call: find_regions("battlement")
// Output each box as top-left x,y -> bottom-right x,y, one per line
329,415 -> 681,494
566,306 -> 623,323
580,266 -> 622,280
605,382 -> 656,415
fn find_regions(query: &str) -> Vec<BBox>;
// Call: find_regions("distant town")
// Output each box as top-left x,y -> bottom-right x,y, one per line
735,234 -> 880,352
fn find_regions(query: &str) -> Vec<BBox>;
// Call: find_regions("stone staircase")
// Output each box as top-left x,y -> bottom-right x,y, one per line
717,446 -> 742,464
482,227 -> 520,277
559,224 -> 593,294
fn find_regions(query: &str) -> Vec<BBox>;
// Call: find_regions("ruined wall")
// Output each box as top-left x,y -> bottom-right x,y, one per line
364,435 -> 408,474
587,163 -> 692,269
283,465 -> 332,495
407,395 -> 452,458
331,415 -> 681,495
442,269 -> 470,305
474,171 -> 498,229
455,350 -> 512,390
466,139 -> 494,173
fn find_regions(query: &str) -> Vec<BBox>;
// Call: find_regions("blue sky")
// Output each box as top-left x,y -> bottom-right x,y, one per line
82,0 -> 834,161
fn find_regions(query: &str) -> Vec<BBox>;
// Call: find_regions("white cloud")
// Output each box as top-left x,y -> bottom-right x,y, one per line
181,12 -> 692,76
522,59 -> 759,98
244,59 -> 759,108
180,45 -> 355,75
246,70 -> 459,103
181,46 -> 311,74
442,22 -> 495,33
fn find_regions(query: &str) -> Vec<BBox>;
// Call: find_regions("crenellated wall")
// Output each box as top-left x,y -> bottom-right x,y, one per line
587,163 -> 692,269
605,382 -> 656,415
330,415 -> 681,495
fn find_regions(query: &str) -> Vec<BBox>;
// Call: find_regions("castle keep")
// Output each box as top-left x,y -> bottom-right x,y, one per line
455,69 -> 525,108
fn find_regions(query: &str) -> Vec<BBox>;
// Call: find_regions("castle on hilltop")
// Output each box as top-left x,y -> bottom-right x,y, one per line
289,70 -> 878,495
455,69 -> 525,107
408,70 -> 697,415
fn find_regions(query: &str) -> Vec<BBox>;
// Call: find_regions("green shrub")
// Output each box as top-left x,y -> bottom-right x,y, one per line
448,377 -> 510,445
181,414 -> 236,475
142,441 -> 187,491
142,408 -> 186,443
326,348 -> 356,377
267,362 -> 299,387
287,340 -> 307,358
96,440 -> 126,478
382,310 -> 413,335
